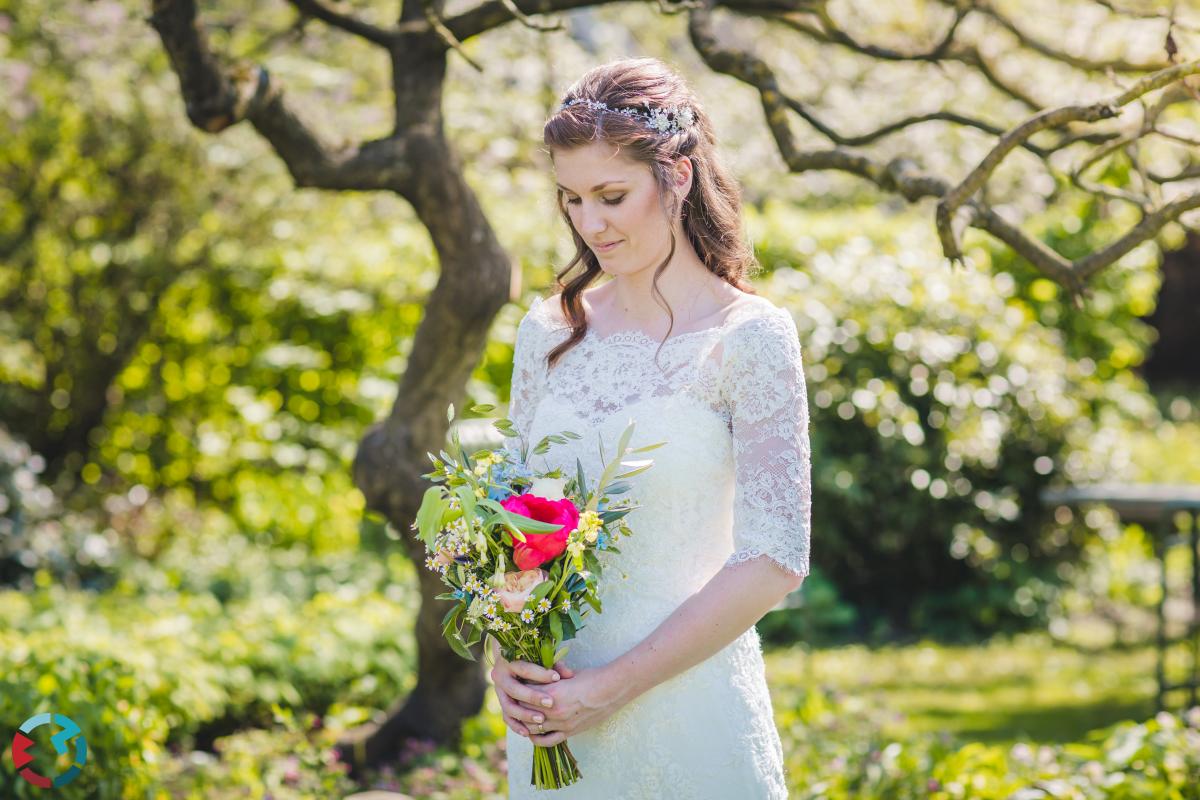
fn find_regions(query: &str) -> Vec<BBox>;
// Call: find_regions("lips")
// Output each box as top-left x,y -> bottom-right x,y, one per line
593,240 -> 622,252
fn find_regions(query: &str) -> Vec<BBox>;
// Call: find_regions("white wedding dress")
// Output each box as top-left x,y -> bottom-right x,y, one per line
502,293 -> 811,799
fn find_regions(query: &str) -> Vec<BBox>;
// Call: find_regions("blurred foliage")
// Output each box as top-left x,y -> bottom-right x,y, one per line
0,534 -> 417,799
744,198 -> 1173,640
159,705 -> 356,800
0,0 -> 440,557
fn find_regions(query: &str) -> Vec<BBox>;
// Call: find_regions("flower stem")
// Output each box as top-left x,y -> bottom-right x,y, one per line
530,741 -> 581,789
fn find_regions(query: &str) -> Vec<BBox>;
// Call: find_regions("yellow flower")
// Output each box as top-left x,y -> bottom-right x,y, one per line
474,486 -> 486,498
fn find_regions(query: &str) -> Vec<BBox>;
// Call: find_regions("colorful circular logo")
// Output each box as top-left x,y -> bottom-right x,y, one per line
11,713 -> 87,788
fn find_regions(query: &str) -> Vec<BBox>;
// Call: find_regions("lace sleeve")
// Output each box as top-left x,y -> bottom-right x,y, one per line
721,307 -> 812,579
505,297 -> 548,457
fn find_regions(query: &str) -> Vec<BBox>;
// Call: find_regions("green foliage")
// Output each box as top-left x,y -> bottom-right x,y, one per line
0,0 -> 433,557
159,706 -> 356,799
757,565 -> 859,647
747,202 -> 1166,640
0,538 -> 417,799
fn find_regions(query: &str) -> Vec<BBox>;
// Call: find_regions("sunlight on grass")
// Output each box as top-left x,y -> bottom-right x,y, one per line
766,632 -> 1161,748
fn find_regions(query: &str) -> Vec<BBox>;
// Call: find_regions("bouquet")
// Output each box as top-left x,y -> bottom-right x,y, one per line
413,402 -> 662,790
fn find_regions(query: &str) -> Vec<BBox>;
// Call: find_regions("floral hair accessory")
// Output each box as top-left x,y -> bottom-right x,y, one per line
558,97 -> 696,137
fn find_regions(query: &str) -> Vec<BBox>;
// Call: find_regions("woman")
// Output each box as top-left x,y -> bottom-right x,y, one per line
491,57 -> 811,798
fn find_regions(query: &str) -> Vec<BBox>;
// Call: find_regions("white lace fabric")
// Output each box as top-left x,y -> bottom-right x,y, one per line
501,293 -> 811,799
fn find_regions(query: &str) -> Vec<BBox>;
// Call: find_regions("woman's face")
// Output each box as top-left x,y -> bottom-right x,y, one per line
553,141 -> 686,276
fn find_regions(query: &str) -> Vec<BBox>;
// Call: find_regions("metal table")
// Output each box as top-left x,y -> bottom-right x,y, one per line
1040,483 -> 1200,711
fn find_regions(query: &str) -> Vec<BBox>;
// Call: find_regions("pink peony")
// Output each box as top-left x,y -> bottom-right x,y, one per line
500,493 -> 579,570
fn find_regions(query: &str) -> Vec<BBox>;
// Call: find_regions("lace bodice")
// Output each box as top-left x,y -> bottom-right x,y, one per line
506,292 -> 811,579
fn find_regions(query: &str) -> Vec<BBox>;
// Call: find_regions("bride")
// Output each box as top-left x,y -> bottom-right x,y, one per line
490,56 -> 811,798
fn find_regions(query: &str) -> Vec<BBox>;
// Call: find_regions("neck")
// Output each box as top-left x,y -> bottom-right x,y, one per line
600,235 -> 725,329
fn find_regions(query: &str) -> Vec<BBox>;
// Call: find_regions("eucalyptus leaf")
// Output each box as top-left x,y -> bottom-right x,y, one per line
614,463 -> 654,480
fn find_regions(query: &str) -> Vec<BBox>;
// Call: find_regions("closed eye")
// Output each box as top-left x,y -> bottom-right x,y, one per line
565,195 -> 625,206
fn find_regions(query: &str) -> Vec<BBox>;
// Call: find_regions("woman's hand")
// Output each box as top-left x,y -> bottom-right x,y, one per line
489,638 -> 576,739
517,662 -> 628,748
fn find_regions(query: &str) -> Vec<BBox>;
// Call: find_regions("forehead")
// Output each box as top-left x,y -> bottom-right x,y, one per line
552,141 -> 645,190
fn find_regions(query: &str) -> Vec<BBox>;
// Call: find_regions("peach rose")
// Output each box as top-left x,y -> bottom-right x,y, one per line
496,568 -> 548,613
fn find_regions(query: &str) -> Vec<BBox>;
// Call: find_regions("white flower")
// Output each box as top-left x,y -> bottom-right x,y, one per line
528,476 -> 567,501
520,608 -> 535,624
536,598 -> 552,613
678,107 -> 695,127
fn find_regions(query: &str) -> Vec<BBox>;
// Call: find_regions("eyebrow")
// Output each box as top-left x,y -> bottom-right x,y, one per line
556,180 -> 627,193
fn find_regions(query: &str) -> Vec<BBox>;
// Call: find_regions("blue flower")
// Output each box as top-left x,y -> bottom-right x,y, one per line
597,531 -> 609,550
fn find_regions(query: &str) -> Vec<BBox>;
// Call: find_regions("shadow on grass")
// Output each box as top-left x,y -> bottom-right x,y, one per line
915,696 -> 1158,744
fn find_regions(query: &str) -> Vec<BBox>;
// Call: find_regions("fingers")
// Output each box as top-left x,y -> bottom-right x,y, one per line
508,659 -> 562,685
553,660 -> 576,679
529,730 -> 568,747
496,686 -> 549,737
496,671 -> 555,711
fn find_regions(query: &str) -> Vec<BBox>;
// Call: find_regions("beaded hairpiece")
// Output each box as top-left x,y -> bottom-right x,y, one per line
559,97 -> 696,137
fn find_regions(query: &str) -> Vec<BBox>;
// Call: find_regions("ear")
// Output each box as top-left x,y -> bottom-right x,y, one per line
673,156 -> 693,195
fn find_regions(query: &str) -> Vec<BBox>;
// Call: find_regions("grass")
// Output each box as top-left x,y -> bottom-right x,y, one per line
345,631 -> 1192,797
765,631 -> 1165,750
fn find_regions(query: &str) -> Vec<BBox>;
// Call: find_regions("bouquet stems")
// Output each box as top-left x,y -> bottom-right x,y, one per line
532,741 -> 581,789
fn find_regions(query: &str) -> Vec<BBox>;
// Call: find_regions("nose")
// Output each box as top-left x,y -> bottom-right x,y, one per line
576,202 -> 608,236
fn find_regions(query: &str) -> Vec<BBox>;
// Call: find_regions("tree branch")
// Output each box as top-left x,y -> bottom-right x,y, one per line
938,58 -> 1200,261
690,0 -> 1200,301
285,0 -> 399,45
146,0 -> 413,190
971,1 -> 1172,73
765,9 -> 1046,112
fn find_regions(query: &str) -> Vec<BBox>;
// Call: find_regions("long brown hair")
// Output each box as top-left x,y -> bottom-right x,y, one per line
542,57 -> 759,370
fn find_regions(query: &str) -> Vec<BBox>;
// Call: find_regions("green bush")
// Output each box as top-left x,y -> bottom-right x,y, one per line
747,202 -> 1164,640
0,540 -> 417,799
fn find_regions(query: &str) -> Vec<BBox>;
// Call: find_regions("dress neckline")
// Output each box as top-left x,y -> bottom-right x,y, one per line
530,293 -> 773,350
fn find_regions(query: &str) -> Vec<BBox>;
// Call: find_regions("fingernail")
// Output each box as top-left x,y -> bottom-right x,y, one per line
552,672 -> 560,681
542,697 -> 553,708
533,714 -> 544,723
